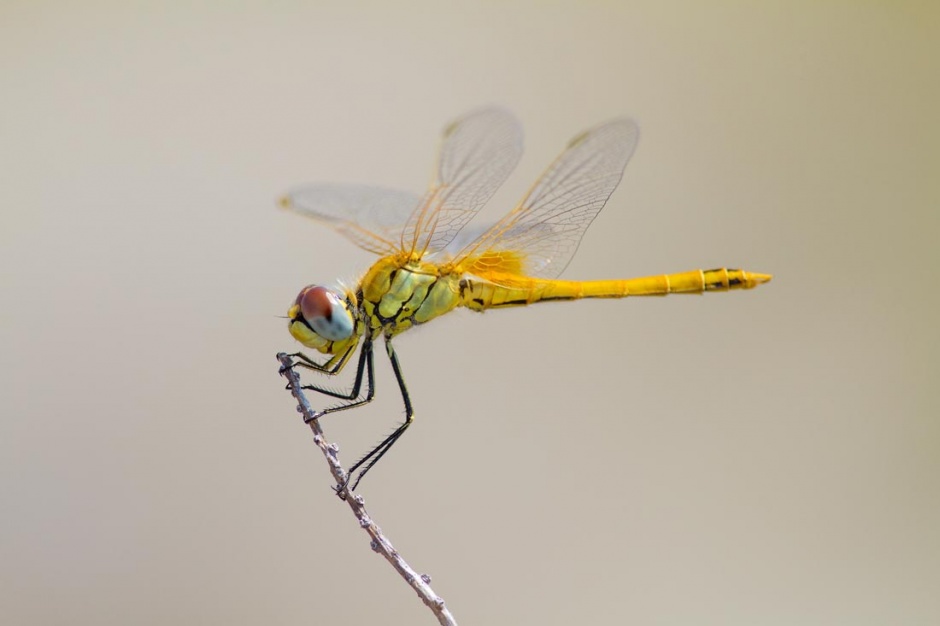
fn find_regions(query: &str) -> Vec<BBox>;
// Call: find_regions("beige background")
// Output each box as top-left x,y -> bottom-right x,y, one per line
2,2 -> 938,624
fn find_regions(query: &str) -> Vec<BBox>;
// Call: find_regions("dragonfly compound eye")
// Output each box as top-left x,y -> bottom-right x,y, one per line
298,285 -> 354,341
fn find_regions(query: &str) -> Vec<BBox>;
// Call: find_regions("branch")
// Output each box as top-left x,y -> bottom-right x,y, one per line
276,353 -> 457,626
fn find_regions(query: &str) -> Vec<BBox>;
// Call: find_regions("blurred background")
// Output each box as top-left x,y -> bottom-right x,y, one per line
2,2 -> 938,624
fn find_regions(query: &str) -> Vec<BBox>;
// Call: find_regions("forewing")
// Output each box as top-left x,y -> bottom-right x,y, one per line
458,118 -> 639,279
280,184 -> 421,256
401,106 -> 523,255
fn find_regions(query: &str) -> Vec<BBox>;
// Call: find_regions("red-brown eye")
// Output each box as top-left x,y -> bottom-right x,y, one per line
299,286 -> 333,323
296,285 -> 354,341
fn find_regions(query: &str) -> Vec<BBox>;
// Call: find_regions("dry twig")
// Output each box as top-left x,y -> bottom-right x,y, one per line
276,352 -> 457,626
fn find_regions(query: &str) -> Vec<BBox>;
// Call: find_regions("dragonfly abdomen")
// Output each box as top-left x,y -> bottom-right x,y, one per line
460,268 -> 772,311
590,268 -> 773,297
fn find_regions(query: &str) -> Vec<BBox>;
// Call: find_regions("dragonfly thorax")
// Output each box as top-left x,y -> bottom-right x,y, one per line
288,285 -> 361,355
359,256 -> 463,337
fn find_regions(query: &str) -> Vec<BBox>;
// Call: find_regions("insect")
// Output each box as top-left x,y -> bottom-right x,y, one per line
281,107 -> 771,491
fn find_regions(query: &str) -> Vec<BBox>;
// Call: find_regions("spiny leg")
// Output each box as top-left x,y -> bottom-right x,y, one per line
343,336 -> 415,492
300,339 -> 376,414
280,347 -> 353,393
286,343 -> 356,376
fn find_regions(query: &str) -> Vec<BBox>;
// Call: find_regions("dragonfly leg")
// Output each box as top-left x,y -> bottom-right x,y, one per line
341,337 -> 414,492
286,344 -> 354,375
299,339 -> 375,414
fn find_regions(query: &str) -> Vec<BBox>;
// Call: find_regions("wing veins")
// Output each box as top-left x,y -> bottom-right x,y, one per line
453,118 -> 639,280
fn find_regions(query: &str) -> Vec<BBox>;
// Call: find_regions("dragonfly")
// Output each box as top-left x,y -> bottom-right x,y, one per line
280,107 -> 771,492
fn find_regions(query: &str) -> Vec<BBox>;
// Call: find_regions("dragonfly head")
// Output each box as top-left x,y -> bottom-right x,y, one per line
288,285 -> 357,354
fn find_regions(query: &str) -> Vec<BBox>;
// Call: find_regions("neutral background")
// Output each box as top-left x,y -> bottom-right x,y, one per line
2,2 -> 937,625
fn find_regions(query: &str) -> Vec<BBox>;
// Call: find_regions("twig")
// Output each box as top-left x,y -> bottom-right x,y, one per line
276,353 -> 457,626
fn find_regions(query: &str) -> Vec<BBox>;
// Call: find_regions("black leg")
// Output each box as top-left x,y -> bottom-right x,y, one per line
300,339 -> 376,417
287,343 -> 356,375
342,337 -> 415,492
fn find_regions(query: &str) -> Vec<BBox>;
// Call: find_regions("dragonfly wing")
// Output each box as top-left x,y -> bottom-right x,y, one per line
402,106 -> 523,256
281,183 -> 421,256
458,118 -> 639,280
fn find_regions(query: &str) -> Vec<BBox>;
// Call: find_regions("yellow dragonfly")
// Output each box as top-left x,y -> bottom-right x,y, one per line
281,107 -> 771,491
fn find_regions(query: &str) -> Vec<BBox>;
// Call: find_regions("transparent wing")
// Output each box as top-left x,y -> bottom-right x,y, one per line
280,184 -> 421,256
456,118 -> 639,280
401,106 -> 523,256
